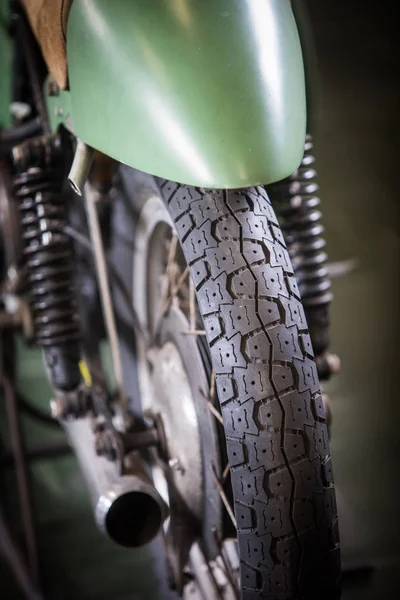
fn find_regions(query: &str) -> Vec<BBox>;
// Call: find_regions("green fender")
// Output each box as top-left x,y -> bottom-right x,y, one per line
48,0 -> 306,189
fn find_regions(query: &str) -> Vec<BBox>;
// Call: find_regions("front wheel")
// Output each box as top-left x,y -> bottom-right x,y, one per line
112,173 -> 341,599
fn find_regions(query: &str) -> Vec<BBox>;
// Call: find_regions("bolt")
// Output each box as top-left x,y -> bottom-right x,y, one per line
46,78 -> 60,97
95,429 -> 121,462
168,457 -> 185,474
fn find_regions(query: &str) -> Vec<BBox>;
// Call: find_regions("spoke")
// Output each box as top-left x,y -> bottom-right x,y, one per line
212,466 -> 237,529
182,330 -> 206,336
172,265 -> 190,296
200,390 -> 224,425
189,276 -> 196,330
222,463 -> 230,481
160,234 -> 178,313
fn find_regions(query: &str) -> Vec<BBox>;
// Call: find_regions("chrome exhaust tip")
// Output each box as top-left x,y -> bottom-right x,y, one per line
96,475 -> 166,548
62,418 -> 167,548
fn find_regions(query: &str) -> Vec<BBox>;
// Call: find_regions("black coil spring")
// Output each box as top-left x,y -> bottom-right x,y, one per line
13,164 -> 80,346
268,134 -> 332,308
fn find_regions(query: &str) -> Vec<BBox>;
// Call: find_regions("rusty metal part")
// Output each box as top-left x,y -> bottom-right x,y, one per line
49,382 -> 92,420
122,426 -> 160,452
95,425 -> 161,462
94,426 -> 124,463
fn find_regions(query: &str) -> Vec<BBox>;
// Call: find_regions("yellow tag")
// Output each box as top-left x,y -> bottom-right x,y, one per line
79,360 -> 92,387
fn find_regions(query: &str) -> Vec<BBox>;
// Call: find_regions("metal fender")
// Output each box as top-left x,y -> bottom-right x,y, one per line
50,0 -> 306,188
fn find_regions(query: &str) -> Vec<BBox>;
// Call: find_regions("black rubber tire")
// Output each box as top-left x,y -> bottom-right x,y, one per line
160,182 -> 341,600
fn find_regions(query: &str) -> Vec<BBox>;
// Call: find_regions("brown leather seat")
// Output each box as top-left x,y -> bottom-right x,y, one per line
22,0 -> 73,90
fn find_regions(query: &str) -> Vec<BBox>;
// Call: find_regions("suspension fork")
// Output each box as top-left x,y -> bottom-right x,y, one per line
12,135 -> 83,389
268,134 -> 340,381
11,134 -> 96,423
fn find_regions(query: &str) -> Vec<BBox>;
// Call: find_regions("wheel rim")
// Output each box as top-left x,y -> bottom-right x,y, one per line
132,193 -> 240,596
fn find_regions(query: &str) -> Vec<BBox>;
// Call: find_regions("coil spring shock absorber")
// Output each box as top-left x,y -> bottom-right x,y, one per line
12,135 -> 82,391
268,134 -> 337,380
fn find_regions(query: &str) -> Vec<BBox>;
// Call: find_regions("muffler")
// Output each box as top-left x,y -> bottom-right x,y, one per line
63,418 -> 167,547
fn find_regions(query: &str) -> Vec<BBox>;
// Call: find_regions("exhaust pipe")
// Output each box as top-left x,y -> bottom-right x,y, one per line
63,418 -> 167,547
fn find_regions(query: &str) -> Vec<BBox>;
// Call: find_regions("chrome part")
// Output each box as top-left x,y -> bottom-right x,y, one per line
68,140 -> 94,196
63,418 -> 167,547
95,475 -> 165,548
84,184 -> 125,405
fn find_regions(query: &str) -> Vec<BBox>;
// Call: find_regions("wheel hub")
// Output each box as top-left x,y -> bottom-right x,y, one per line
149,331 -> 203,520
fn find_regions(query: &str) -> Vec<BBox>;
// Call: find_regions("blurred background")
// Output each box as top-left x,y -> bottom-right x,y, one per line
1,0 -> 400,598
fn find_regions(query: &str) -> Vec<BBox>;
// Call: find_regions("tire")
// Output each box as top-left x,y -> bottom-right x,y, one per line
111,172 -> 341,599
161,182 -> 340,600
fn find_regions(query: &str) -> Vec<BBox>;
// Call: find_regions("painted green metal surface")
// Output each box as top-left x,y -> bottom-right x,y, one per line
62,0 -> 306,188
0,0 -> 12,128
291,0 -> 318,132
46,81 -> 74,133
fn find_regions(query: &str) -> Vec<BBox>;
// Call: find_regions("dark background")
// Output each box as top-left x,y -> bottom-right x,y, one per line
1,1 -> 400,598
308,0 -> 400,597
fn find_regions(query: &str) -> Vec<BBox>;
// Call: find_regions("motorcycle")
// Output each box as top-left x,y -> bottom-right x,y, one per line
0,1 -> 341,598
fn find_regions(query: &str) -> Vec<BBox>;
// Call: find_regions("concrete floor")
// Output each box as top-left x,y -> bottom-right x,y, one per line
1,1 -> 400,599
